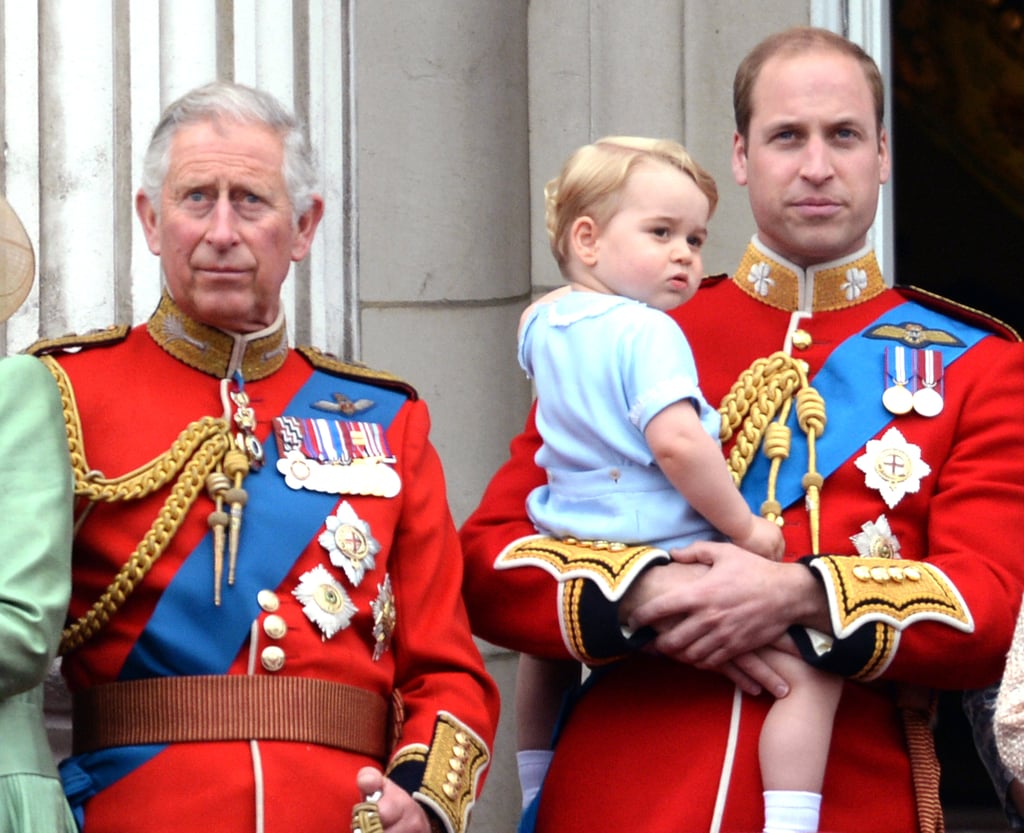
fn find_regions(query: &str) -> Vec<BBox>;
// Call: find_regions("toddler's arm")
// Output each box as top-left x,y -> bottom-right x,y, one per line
645,399 -> 784,561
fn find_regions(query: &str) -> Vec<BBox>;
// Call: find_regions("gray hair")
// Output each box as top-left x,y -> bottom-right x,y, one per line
140,80 -> 319,222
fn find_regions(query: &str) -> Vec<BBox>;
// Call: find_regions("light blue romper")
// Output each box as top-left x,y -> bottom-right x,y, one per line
519,291 -> 725,550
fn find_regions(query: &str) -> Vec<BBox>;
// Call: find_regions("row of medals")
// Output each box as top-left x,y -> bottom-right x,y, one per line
881,345 -> 943,418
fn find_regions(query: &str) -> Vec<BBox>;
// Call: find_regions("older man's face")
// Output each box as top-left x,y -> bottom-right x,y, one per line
136,118 -> 322,333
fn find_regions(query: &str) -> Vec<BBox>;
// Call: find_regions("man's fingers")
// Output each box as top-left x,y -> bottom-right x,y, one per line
731,650 -> 790,698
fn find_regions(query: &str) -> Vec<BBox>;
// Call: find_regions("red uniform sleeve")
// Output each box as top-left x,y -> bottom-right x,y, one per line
460,404 -> 665,663
459,403 -> 563,654
795,336 -> 1024,688
383,399 -> 501,828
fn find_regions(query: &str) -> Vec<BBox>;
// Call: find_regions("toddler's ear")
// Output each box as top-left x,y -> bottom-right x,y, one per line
570,216 -> 600,266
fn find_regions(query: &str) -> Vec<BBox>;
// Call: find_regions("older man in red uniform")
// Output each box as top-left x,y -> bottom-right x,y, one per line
32,81 -> 498,833
461,27 -> 1024,833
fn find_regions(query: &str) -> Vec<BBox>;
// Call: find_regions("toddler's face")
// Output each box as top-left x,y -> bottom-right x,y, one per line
584,161 -> 710,312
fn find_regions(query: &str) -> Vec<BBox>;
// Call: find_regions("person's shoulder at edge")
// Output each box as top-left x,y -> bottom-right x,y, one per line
296,345 -> 419,401
894,283 -> 1022,343
22,324 -> 132,357
697,272 -> 731,290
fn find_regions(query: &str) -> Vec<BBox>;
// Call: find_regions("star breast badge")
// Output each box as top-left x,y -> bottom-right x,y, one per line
318,501 -> 381,587
854,427 -> 932,509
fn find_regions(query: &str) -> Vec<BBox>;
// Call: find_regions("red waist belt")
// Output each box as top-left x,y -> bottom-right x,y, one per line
72,675 -> 390,760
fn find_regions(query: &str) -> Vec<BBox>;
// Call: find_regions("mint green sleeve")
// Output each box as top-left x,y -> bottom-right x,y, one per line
0,354 -> 73,698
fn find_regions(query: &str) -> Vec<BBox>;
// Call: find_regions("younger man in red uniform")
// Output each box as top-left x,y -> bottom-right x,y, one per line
460,27 -> 1024,833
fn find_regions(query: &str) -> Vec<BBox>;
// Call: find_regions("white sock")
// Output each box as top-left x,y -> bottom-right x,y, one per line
763,790 -> 822,833
516,749 -> 554,810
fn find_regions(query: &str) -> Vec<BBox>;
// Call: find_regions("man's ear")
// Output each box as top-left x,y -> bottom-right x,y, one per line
290,195 -> 325,262
731,131 -> 749,187
135,189 -> 161,255
569,216 -> 600,266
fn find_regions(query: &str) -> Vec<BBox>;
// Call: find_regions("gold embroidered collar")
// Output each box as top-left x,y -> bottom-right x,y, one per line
147,292 -> 289,380
732,238 -> 886,312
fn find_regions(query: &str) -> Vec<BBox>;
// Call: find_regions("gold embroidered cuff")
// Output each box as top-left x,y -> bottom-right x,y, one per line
809,555 -> 974,640
415,713 -> 489,833
495,535 -> 668,601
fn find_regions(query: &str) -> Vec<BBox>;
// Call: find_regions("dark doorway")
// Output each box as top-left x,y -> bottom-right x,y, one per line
892,0 -> 1024,335
892,1 -> 1023,827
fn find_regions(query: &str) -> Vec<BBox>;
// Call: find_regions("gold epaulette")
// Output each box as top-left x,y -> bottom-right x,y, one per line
897,284 -> 1021,342
24,324 -> 131,356
297,345 -> 418,400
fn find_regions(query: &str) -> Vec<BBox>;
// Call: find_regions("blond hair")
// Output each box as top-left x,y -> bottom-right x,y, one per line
545,136 -> 718,274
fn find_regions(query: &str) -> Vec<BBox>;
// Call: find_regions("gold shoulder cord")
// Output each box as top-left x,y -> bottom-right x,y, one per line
40,356 -> 232,654
720,354 -> 944,831
718,351 -> 826,553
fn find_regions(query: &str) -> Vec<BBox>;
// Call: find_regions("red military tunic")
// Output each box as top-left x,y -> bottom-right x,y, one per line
460,240 -> 1024,833
35,293 -> 499,833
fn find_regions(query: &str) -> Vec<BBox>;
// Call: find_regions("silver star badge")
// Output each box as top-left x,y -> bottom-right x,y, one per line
854,427 -> 932,509
318,501 -> 381,586
293,564 -> 357,639
850,514 -> 902,560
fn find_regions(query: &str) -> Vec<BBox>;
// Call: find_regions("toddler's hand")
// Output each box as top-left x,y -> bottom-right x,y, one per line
735,515 -> 785,561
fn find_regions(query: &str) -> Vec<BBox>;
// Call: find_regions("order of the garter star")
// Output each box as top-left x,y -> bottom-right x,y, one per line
319,501 -> 381,586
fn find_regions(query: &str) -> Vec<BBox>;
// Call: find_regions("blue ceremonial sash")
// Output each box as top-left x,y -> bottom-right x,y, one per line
739,301 -> 989,512
60,369 -> 407,819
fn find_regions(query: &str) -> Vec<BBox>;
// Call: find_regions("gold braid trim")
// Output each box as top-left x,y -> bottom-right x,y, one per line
720,353 -> 950,828
40,356 -> 232,654
416,713 -> 489,833
718,351 -> 826,552
496,535 -> 667,601
808,555 -> 973,640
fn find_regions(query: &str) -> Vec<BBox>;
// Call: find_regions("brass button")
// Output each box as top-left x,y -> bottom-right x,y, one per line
257,590 -> 280,613
260,645 -> 286,672
263,614 -> 288,640
792,329 -> 812,350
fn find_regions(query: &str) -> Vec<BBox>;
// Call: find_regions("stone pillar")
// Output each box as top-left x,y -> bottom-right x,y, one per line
354,4 -> 533,830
